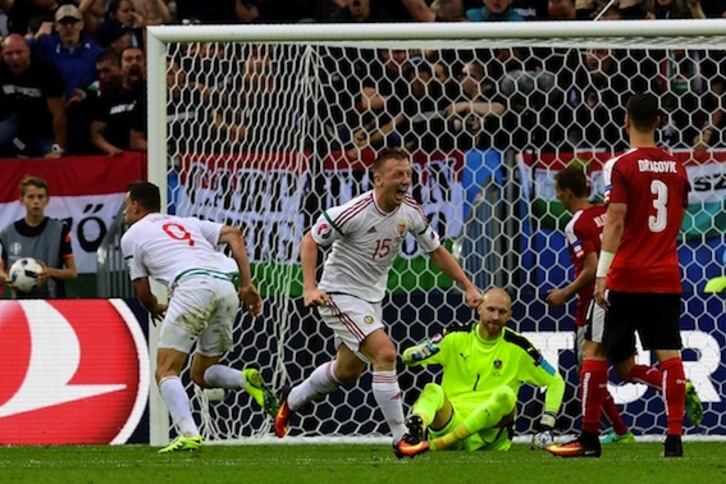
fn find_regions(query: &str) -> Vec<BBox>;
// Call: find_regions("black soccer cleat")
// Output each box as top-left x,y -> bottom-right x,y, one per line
547,434 -> 602,458
405,414 -> 427,443
662,435 -> 683,458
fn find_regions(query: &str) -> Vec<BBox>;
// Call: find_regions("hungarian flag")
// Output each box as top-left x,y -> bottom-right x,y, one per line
0,153 -> 147,273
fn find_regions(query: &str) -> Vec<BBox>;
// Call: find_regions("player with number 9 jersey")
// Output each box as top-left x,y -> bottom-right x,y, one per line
120,182 -> 271,454
602,147 -> 690,293
122,213 -> 237,289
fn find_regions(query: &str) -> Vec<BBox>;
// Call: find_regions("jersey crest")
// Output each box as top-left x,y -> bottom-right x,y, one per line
395,220 -> 407,241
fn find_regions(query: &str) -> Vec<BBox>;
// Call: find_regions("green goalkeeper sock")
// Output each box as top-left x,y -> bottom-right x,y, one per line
411,383 -> 445,429
430,385 -> 516,451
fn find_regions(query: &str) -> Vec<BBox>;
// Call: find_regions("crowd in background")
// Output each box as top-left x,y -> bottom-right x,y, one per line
0,0 -> 725,160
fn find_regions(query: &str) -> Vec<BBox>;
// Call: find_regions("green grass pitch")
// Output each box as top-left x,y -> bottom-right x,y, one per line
2,443 -> 724,483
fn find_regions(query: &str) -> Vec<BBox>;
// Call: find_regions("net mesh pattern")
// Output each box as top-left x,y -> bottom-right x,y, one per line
159,39 -> 725,441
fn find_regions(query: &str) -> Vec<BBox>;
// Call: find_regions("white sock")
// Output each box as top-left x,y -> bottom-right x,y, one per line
288,362 -> 341,411
371,370 -> 406,443
203,365 -> 243,389
159,376 -> 198,437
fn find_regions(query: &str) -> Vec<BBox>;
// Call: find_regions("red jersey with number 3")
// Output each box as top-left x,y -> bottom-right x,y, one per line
602,147 -> 690,293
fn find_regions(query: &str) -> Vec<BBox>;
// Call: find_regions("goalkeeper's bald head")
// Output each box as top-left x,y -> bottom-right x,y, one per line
477,287 -> 513,340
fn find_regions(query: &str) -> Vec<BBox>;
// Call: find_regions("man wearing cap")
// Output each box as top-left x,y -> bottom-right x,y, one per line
32,4 -> 102,154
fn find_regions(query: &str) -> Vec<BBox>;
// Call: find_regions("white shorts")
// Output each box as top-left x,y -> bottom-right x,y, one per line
159,276 -> 240,356
318,294 -> 384,359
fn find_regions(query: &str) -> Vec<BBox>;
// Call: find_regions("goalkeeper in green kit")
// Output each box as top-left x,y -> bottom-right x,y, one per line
402,287 -> 565,451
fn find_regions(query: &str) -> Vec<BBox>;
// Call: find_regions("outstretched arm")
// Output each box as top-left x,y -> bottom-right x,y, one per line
301,231 -> 327,307
402,334 -> 442,366
219,225 -> 261,316
547,251 -> 597,307
428,245 -> 482,308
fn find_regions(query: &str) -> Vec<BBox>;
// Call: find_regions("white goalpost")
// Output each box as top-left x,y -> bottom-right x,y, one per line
145,20 -> 726,446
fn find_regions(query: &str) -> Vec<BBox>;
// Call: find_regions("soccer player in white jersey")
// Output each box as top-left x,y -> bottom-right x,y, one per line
273,148 -> 483,458
121,181 -> 276,453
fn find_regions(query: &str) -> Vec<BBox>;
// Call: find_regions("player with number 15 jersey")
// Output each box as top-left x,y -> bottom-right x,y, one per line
313,191 -> 440,303
602,147 -> 690,293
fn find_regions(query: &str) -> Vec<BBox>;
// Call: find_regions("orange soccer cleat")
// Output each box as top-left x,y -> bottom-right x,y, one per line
393,433 -> 430,459
274,387 -> 292,438
547,435 -> 602,458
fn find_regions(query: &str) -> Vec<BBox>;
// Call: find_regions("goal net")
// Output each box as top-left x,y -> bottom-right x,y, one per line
146,21 -> 726,444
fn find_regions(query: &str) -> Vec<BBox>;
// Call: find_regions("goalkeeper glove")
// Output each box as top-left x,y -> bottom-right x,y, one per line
530,411 -> 556,450
402,333 -> 442,365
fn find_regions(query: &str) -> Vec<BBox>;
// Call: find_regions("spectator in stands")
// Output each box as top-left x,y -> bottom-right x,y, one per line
565,47 -> 646,151
90,45 -> 144,155
353,60 -> 454,153
177,0 -> 237,24
576,0 -> 643,19
466,0 -> 526,21
94,17 -> 132,52
106,0 -> 149,49
547,0 -> 590,19
651,49 -> 726,150
33,4 -> 103,154
401,0 -> 470,22
700,0 -> 725,17
445,60 -> 507,150
78,0 -> 106,33
512,0 -> 550,19
233,0 -> 314,23
131,0 -> 173,26
350,48 -> 414,150
329,0 -> 396,22
437,0 -> 471,20
92,48 -> 122,94
129,58 -> 211,154
644,0 -> 706,19
0,176 -> 77,299
210,44 -> 299,153
0,0 -> 58,36
0,33 -> 66,157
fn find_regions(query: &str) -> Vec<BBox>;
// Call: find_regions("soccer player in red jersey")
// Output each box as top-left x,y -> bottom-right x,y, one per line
548,93 -> 701,459
549,166 -> 634,444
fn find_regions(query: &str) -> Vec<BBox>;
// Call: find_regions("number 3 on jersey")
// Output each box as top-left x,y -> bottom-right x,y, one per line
649,180 -> 668,233
163,223 -> 195,246
372,238 -> 392,259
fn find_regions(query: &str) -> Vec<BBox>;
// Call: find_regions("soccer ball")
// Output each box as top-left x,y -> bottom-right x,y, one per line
8,257 -> 43,293
530,431 -> 555,450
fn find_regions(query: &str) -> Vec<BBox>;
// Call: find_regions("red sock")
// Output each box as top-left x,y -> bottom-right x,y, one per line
581,359 -> 608,434
628,364 -> 663,390
602,391 -> 628,435
661,357 -> 686,436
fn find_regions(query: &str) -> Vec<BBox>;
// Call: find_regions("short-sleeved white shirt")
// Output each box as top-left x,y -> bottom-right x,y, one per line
312,190 -> 440,302
121,214 -> 237,288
